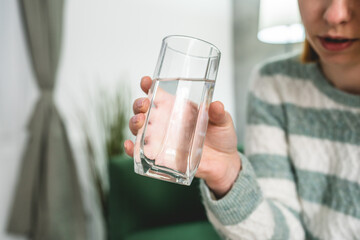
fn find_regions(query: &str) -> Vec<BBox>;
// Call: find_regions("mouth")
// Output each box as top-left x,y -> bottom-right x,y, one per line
319,36 -> 358,51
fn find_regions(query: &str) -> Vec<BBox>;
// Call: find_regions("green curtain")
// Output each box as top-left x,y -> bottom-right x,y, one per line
8,0 -> 86,239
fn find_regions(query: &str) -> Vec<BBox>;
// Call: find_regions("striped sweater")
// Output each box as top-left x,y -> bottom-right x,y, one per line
200,54 -> 360,240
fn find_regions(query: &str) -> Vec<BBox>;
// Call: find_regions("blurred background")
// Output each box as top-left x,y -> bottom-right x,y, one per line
0,0 -> 303,239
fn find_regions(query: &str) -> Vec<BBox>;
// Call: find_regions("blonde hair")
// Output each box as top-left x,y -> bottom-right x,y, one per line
301,39 -> 319,63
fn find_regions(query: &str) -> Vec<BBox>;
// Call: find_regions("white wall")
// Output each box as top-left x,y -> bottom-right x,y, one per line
0,0 -> 234,239
58,0 -> 235,122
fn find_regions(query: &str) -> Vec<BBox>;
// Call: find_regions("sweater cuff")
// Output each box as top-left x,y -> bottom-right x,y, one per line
200,153 -> 263,225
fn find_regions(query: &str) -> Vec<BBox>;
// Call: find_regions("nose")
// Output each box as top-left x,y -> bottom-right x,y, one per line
323,0 -> 352,25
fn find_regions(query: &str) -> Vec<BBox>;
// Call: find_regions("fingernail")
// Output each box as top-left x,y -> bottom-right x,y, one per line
132,116 -> 138,123
136,100 -> 143,109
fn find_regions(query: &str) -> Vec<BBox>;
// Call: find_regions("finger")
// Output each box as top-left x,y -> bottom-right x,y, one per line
141,76 -> 153,94
124,140 -> 134,157
208,101 -> 229,126
129,113 -> 146,135
133,97 -> 150,114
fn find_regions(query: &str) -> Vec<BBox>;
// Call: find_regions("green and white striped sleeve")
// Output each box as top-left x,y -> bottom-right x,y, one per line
200,65 -> 305,239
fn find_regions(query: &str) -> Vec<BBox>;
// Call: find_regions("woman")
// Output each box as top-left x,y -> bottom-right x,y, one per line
124,0 -> 360,238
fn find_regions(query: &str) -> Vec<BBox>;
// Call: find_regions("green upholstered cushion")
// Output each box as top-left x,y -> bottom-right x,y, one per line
108,154 -> 214,239
125,221 -> 220,240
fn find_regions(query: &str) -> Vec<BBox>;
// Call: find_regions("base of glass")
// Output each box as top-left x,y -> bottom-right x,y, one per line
134,155 -> 194,186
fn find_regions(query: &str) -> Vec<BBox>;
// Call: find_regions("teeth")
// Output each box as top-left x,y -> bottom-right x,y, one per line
325,37 -> 349,43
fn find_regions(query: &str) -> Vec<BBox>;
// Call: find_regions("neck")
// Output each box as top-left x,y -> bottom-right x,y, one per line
320,61 -> 360,95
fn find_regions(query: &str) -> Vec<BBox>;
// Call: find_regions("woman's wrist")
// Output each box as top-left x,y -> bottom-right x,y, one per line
205,152 -> 242,199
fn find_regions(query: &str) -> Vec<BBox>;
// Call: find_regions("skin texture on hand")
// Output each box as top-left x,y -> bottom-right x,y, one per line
124,76 -> 241,198
139,86 -> 199,173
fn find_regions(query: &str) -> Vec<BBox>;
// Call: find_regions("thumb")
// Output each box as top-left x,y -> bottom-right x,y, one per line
208,101 -> 229,126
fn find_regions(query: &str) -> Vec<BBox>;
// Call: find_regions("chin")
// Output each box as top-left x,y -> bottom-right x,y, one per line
318,52 -> 360,67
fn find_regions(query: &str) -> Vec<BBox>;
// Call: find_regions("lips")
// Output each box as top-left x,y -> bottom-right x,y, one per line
319,36 -> 358,51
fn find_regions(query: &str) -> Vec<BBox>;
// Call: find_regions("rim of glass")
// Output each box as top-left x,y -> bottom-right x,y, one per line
163,35 -> 221,59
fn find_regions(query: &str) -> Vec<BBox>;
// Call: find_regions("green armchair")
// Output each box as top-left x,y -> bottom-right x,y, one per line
108,154 -> 220,240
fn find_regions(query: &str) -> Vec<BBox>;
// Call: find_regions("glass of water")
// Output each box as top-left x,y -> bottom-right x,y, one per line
134,35 -> 221,185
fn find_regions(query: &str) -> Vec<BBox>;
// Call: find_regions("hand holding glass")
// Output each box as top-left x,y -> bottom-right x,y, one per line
134,35 -> 221,185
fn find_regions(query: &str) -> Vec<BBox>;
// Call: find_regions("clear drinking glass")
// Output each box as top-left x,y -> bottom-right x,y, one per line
134,35 -> 221,185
